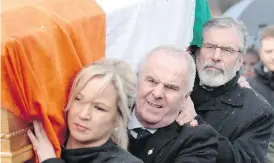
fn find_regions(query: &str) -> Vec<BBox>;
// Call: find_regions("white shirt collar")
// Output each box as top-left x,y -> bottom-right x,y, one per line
128,109 -> 157,135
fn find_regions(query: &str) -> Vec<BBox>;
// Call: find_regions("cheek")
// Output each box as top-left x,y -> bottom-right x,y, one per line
138,84 -> 152,100
199,51 -> 210,61
223,57 -> 240,71
166,94 -> 182,110
92,112 -> 116,127
196,54 -> 208,69
67,109 -> 77,130
263,54 -> 271,62
67,107 -> 77,122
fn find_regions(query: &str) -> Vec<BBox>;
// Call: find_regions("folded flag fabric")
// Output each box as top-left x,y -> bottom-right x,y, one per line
190,0 -> 211,48
1,0 -> 210,158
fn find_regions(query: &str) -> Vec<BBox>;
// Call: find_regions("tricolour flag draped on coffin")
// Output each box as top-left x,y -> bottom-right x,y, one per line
1,0 -> 211,159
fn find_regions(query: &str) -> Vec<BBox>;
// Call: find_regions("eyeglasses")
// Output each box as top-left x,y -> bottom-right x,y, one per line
202,43 -> 242,56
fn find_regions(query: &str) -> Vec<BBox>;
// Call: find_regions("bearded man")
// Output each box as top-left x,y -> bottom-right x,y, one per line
189,17 -> 274,163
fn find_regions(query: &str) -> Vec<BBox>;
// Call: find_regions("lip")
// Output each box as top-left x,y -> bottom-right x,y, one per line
147,101 -> 163,108
205,66 -> 222,71
74,123 -> 89,131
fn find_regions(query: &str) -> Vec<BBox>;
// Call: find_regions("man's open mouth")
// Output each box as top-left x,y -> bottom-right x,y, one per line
147,101 -> 163,108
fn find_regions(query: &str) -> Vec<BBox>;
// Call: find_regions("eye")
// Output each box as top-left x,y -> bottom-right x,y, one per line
146,77 -> 157,85
165,85 -> 178,91
265,50 -> 273,54
223,48 -> 234,53
95,106 -> 106,112
75,96 -> 81,101
205,44 -> 215,49
147,78 -> 154,83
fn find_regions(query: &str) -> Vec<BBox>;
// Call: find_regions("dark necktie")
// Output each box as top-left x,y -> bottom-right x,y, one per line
132,128 -> 152,139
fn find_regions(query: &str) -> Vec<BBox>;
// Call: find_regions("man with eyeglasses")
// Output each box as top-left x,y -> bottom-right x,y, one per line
184,17 -> 274,163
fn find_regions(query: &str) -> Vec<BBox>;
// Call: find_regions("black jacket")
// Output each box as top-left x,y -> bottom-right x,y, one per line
42,140 -> 142,163
191,73 -> 274,163
248,62 -> 274,163
248,62 -> 274,107
128,122 -> 218,163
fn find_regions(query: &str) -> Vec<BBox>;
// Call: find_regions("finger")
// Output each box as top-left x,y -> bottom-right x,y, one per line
38,121 -> 47,137
27,129 -> 39,149
190,120 -> 198,127
33,120 -> 43,140
177,117 -> 192,126
176,110 -> 190,123
38,122 -> 51,144
176,111 -> 186,123
238,76 -> 246,83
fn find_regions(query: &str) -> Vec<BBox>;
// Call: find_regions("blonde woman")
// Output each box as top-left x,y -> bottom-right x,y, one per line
27,59 -> 143,163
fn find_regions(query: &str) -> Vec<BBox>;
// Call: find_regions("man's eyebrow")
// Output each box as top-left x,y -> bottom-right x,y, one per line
145,76 -> 153,79
145,75 -> 159,82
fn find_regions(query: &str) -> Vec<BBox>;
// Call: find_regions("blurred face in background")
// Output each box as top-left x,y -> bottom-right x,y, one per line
243,51 -> 259,77
260,37 -> 274,72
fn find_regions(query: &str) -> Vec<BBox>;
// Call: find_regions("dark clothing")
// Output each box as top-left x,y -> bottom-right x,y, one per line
248,62 -> 274,107
128,122 -> 218,163
191,73 -> 274,163
248,62 -> 274,163
42,140 -> 142,163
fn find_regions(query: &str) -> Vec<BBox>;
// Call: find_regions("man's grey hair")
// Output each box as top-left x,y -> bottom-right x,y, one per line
138,46 -> 196,94
202,16 -> 248,54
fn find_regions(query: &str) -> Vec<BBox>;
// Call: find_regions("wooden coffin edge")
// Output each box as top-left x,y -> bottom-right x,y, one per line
0,145 -> 34,163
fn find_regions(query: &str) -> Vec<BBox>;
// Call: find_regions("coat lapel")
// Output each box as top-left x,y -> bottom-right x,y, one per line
140,123 -> 179,163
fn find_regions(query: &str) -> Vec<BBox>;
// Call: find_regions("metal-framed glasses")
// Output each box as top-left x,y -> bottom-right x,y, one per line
202,43 -> 242,56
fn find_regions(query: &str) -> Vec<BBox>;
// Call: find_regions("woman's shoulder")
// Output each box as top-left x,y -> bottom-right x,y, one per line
107,143 -> 143,163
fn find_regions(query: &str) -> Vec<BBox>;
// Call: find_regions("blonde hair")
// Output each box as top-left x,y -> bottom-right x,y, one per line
65,58 -> 137,150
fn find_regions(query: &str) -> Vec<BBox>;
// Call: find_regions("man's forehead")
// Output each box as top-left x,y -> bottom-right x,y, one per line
203,27 -> 241,44
262,38 -> 274,48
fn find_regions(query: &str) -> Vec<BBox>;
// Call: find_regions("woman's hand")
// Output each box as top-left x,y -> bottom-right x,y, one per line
238,76 -> 251,88
27,120 -> 56,163
176,96 -> 198,127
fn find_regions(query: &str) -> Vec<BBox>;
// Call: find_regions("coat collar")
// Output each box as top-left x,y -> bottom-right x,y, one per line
140,122 -> 181,163
254,62 -> 274,90
192,72 -> 244,111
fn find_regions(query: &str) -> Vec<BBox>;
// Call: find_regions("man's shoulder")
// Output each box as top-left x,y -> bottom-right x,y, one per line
236,87 -> 273,115
176,123 -> 217,140
247,75 -> 265,88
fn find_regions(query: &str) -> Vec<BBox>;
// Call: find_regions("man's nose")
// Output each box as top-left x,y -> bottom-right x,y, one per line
78,105 -> 91,120
152,84 -> 164,99
212,48 -> 222,62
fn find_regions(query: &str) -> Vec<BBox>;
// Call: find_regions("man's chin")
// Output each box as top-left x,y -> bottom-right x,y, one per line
199,73 -> 227,87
